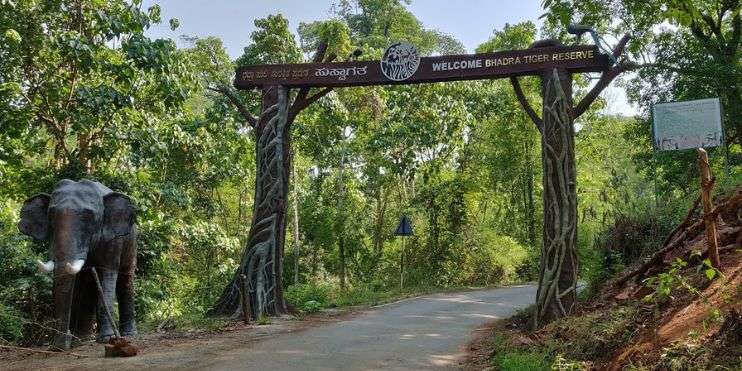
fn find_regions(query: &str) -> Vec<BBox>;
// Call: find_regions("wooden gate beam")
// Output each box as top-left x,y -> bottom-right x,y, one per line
235,45 -> 609,89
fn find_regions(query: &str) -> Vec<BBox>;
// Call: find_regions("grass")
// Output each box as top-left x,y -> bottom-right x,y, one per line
485,303 -> 640,370
489,334 -> 552,371
329,284 -> 476,308
139,313 -> 231,334
256,315 -> 271,325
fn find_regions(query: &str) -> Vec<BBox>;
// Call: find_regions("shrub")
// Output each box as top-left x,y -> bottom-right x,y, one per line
469,233 -> 529,285
0,198 -> 54,345
331,283 -> 386,307
285,282 -> 332,310
0,302 -> 24,343
301,300 -> 323,313
136,220 -> 239,324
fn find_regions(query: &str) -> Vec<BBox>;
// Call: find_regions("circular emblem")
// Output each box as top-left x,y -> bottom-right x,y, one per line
380,42 -> 420,81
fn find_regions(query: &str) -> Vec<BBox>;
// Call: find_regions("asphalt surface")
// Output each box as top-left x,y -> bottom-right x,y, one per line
3,285 -> 536,371
195,285 -> 536,370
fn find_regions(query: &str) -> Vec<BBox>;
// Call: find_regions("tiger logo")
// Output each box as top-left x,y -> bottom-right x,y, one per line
380,42 -> 420,81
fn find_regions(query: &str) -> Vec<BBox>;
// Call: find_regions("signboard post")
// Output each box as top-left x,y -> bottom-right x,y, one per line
394,216 -> 413,289
652,98 -> 724,151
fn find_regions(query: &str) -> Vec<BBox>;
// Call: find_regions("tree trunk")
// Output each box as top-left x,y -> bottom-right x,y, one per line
339,235 -> 346,289
373,187 -> 388,259
212,85 -> 290,319
697,148 -> 721,269
524,138 -> 537,247
336,153 -> 347,290
534,68 -> 579,328
291,151 -> 301,285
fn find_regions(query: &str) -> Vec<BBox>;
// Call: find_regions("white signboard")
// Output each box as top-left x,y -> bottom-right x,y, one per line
652,98 -> 723,151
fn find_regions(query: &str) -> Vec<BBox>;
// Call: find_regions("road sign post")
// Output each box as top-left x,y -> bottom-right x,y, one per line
395,216 -> 413,289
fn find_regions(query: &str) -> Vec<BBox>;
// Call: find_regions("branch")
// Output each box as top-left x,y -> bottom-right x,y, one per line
611,33 -> 631,60
638,62 -> 715,77
290,42 -> 329,112
302,88 -> 333,111
573,34 -> 637,119
689,20 -> 722,57
289,41 -> 337,121
573,60 -> 637,119
510,76 -> 543,131
209,84 -> 257,127
728,12 -> 741,56
311,41 -> 329,63
614,191 -> 742,287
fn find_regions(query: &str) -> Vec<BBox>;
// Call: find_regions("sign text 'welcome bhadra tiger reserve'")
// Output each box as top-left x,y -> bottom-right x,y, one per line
234,44 -> 610,89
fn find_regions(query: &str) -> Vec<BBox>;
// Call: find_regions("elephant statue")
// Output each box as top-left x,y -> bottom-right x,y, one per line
18,179 -> 138,350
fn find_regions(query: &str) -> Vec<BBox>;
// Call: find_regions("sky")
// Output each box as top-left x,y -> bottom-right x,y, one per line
142,0 -> 636,116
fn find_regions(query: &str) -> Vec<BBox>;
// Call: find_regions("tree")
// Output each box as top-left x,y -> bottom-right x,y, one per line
0,0 -> 195,177
542,0 -> 741,189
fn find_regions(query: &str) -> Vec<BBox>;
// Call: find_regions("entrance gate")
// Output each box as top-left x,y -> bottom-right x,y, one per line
212,35 -> 635,327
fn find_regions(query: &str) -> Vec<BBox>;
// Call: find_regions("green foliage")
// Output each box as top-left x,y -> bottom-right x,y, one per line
642,258 -> 699,305
446,232 -> 529,286
298,19 -> 353,58
0,302 -> 24,343
237,14 -> 302,66
549,305 -> 640,360
285,283 -> 332,311
300,300 -> 323,313
490,334 -> 552,371
491,305 -> 639,369
541,0 -> 741,191
476,22 -> 537,52
0,198 -> 53,345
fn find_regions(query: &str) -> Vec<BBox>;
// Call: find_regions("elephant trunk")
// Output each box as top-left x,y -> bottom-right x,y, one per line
50,263 -> 82,351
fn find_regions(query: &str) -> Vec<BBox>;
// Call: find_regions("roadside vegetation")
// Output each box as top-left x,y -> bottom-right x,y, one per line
470,1 -> 742,369
473,184 -> 741,370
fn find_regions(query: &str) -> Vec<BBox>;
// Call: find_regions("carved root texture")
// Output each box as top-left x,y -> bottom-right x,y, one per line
211,86 -> 291,319
534,69 -> 578,328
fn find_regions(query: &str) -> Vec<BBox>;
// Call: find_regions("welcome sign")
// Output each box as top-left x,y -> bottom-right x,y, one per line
234,44 -> 609,89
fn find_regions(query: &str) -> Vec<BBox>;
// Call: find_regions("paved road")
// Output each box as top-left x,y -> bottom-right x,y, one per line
5,285 -> 536,371
198,285 -> 536,370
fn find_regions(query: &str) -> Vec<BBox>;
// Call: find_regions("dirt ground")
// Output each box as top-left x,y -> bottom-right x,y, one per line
0,309 -> 358,371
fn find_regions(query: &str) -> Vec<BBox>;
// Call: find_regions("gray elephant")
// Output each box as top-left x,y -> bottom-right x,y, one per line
18,179 -> 138,350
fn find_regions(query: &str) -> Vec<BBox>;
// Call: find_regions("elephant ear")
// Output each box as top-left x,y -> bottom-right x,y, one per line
18,194 -> 51,241
102,193 -> 136,241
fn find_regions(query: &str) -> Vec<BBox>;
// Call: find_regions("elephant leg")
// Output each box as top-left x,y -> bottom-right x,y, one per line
73,271 -> 97,341
95,268 -> 118,343
50,271 -> 76,351
117,272 -> 137,337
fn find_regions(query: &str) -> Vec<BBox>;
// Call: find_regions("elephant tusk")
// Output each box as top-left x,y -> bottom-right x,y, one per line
36,260 -> 54,273
64,259 -> 85,274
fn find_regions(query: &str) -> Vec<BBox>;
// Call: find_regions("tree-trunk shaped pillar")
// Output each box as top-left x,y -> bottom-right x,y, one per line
535,67 -> 578,326
510,37 -> 635,327
213,85 -> 291,318
210,44 -> 334,319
